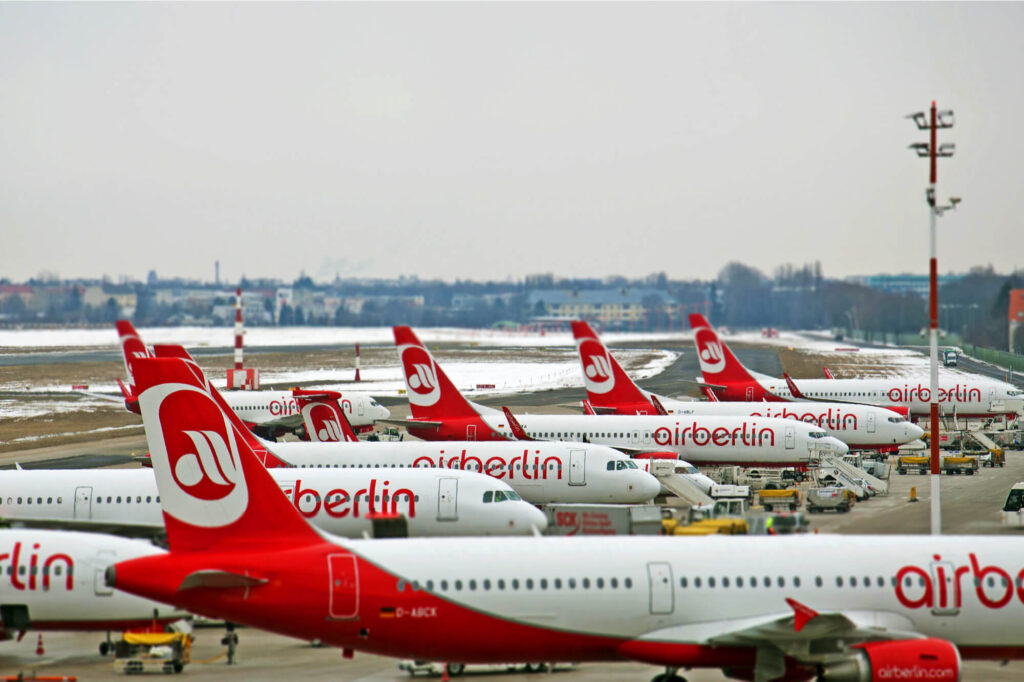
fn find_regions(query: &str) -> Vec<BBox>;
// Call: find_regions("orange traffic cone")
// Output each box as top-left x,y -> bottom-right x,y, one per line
35,633 -> 44,656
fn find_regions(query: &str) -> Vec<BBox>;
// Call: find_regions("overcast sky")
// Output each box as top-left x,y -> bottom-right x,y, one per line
2,3 -> 1022,285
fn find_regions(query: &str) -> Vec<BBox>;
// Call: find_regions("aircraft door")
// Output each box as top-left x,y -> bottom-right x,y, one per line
328,554 -> 359,619
74,486 -> 93,521
358,398 -> 365,417
466,424 -> 476,441
866,412 -> 876,433
647,562 -> 674,615
569,450 -> 586,486
95,549 -> 115,596
745,386 -> 754,401
630,431 -> 640,445
437,478 -> 458,521
784,425 -> 795,449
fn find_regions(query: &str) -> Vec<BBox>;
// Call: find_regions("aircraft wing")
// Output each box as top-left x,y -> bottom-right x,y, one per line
255,414 -> 305,430
618,600 -> 921,680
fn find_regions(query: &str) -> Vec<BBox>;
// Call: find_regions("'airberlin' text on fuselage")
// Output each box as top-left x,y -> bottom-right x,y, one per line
412,450 -> 563,481
653,422 -> 775,448
748,408 -> 857,430
886,385 -> 982,404
286,479 -> 415,519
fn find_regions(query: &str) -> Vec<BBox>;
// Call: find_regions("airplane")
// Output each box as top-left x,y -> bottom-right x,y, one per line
688,313 -> 1024,419
110,355 -> 1024,682
0,467 -> 547,538
571,320 -> 924,451
393,326 -> 848,466
144,343 -> 662,506
0,528 -> 185,644
116,320 -> 390,437
293,389 -> 361,442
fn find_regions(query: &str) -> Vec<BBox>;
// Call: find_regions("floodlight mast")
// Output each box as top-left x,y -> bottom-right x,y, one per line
906,101 -> 956,535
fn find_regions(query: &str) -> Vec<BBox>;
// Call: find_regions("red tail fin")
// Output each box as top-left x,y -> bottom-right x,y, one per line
782,373 -> 806,399
701,385 -> 719,402
132,357 -> 320,553
151,345 -> 292,469
649,394 -> 669,416
393,326 -> 482,421
500,407 -> 535,441
823,367 -> 835,380
581,400 -> 597,415
116,320 -> 151,392
292,390 -> 360,442
687,314 -> 758,385
571,321 -> 656,412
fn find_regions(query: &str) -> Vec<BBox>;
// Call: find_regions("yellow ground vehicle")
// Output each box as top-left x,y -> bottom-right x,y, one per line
662,517 -> 749,535
114,632 -> 191,674
897,456 -> 930,475
757,488 -> 800,512
806,488 -> 854,513
942,456 -> 978,476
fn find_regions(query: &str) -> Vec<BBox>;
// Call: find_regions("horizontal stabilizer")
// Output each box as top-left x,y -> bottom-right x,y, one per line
178,570 -> 268,591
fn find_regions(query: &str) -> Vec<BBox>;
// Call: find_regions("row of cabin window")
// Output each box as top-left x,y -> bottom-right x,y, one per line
303,494 -> 419,503
7,496 -> 160,505
298,463 -> 561,471
396,576 -> 635,593
0,563 -> 70,577
680,575 -> 1023,589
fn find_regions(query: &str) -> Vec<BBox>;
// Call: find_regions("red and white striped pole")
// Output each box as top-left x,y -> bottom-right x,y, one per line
354,343 -> 361,382
927,102 -> 941,536
234,287 -> 244,371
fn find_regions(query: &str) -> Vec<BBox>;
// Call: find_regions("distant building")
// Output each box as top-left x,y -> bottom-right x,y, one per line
526,288 -> 672,327
845,274 -> 964,297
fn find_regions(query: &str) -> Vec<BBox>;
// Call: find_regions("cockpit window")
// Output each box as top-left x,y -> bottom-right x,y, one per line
493,491 -> 508,502
809,431 -> 827,439
887,417 -> 906,423
613,460 -> 638,470
482,491 -> 493,503
1008,390 -> 1023,397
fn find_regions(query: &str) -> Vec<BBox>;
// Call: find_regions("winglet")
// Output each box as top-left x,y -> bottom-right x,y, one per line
701,385 -> 719,402
823,367 -> 835,380
785,597 -> 818,632
501,407 -> 535,441
117,378 -> 140,415
581,400 -> 597,416
782,373 -> 806,399
649,394 -> 670,416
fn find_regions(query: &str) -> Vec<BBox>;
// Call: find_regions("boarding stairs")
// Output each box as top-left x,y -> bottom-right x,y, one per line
967,427 -> 1004,456
815,455 -> 889,498
645,460 -> 716,506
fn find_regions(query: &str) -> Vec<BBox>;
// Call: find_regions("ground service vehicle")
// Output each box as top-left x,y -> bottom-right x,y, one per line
113,632 -> 190,674
542,504 -> 662,536
942,456 -> 978,476
758,488 -> 800,512
806,488 -> 854,513
897,455 -> 931,475
943,349 -> 959,367
1002,482 -> 1024,527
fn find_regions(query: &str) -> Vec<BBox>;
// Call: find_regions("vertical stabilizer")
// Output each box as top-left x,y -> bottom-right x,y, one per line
132,357 -> 321,552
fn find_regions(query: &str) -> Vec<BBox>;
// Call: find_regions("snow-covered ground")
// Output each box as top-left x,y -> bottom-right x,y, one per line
0,326 -> 692,351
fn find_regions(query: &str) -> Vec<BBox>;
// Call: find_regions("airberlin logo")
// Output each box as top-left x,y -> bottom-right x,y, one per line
895,553 -> 1024,612
302,403 -> 347,442
579,339 -> 614,394
695,329 -> 726,374
401,346 -> 441,407
142,383 -> 249,528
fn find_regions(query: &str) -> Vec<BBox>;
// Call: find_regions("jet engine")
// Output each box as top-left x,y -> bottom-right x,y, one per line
818,638 -> 960,682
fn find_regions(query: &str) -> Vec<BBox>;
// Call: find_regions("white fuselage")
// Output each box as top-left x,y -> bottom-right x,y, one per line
660,400 -> 923,448
766,375 -> 1024,419
225,390 -> 390,428
481,414 -> 848,466
343,533 -> 1024,651
0,469 -> 547,537
260,440 -> 662,505
0,528 -> 183,633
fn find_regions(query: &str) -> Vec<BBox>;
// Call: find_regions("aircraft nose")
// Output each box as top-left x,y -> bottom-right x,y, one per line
906,423 -> 924,440
828,437 -> 849,456
507,504 -> 547,534
378,405 -> 392,419
634,472 -> 662,501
